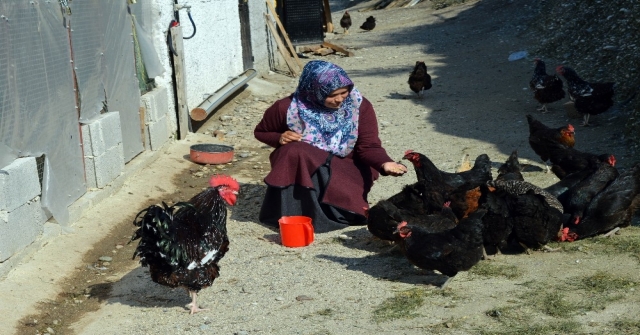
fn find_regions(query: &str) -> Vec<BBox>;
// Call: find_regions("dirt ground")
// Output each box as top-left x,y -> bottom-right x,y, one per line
4,0 -> 640,334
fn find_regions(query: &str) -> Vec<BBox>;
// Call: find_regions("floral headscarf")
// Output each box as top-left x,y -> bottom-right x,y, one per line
286,60 -> 362,157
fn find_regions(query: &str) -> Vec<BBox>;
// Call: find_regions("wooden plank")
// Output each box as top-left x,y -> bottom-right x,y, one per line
265,13 -> 299,77
265,0 -> 303,69
170,26 -> 191,139
322,0 -> 334,33
322,41 -> 355,57
139,106 -> 147,149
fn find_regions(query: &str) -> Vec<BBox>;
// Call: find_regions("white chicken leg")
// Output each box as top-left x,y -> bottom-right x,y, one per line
186,290 -> 208,314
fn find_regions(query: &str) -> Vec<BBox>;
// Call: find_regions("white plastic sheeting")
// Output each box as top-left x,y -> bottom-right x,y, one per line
0,0 -> 148,225
70,0 -> 143,162
0,1 -> 85,224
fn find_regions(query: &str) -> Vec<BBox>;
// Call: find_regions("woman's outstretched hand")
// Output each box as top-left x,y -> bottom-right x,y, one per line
279,130 -> 302,145
382,162 -> 408,176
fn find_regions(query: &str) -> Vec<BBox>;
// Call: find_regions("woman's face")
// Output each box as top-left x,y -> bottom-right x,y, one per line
324,87 -> 350,109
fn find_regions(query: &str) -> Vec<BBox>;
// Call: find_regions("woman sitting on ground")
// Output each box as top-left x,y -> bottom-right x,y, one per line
254,60 -> 407,233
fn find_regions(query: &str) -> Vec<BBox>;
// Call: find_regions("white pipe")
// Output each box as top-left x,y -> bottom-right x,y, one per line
190,69 -> 258,121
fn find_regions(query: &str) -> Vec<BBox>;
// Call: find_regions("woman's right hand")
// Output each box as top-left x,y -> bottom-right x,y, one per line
279,130 -> 302,145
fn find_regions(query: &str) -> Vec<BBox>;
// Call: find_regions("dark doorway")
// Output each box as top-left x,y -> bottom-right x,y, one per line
238,0 -> 254,70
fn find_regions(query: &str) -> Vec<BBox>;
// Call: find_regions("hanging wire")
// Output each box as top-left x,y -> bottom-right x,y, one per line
183,9 -> 196,40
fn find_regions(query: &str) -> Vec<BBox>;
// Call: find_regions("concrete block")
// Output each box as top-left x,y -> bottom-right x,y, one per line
0,197 -> 47,262
0,157 -> 41,212
81,124 -> 92,156
146,116 -> 171,151
87,143 -> 125,189
83,112 -> 123,156
140,86 -> 169,123
84,155 -> 98,189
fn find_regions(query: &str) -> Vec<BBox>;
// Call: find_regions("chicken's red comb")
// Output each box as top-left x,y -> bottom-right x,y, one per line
567,124 -> 575,132
209,174 -> 240,190
403,149 -> 414,156
397,221 -> 408,229
608,155 -> 616,167
555,65 -> 564,73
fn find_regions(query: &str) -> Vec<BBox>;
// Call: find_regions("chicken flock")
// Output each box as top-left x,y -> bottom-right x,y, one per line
127,54 -> 629,312
366,114 -> 639,289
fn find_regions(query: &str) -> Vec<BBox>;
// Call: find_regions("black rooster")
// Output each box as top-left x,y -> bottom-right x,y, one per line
340,11 -> 351,34
360,16 -> 376,31
556,65 -> 615,126
131,175 -> 240,314
529,58 -> 566,113
408,61 -> 432,97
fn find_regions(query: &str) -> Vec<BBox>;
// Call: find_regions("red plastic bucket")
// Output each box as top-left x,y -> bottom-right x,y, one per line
278,216 -> 314,247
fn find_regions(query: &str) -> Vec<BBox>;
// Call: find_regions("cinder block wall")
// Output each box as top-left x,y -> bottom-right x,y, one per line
0,158 -> 48,262
81,112 -> 125,189
140,86 -> 171,151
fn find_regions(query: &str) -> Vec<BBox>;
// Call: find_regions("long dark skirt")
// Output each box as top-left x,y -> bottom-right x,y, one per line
259,161 -> 367,233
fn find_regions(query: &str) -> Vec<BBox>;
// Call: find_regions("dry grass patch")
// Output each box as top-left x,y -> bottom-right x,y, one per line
372,287 -> 428,322
469,261 -> 524,280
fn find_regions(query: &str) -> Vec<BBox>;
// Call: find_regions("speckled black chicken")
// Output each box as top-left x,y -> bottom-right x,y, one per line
529,58 -> 566,113
394,209 -> 487,288
131,175 -> 239,314
556,65 -> 615,126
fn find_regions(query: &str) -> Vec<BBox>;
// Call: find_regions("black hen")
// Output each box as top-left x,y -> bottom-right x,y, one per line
556,65 -> 615,126
526,114 -> 575,173
479,151 -> 524,257
408,61 -> 432,97
548,147 -> 614,180
496,150 -> 524,181
367,183 -> 459,242
131,175 -> 239,314
340,11 -> 351,34
487,180 -> 563,252
395,209 -> 487,288
360,16 -> 376,31
529,58 -> 566,113
562,160 -> 618,225
560,163 -> 640,241
403,150 -> 492,189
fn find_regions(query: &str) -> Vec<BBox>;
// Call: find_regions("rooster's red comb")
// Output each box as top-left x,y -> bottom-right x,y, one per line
403,149 -> 415,156
209,174 -> 240,190
567,124 -> 575,132
397,221 -> 408,229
